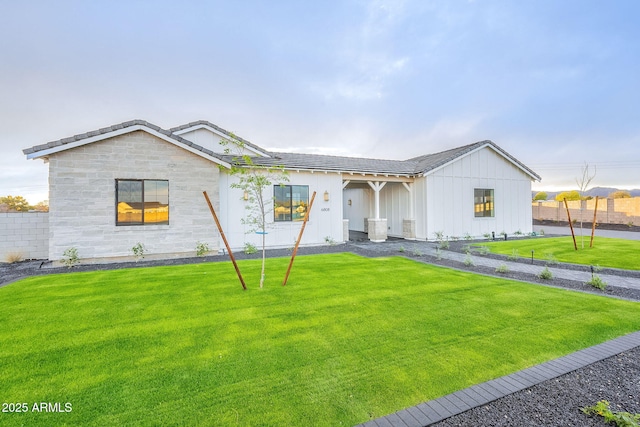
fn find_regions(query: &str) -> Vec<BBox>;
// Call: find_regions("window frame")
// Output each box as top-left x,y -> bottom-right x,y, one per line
116,179 -> 169,226
274,184 -> 310,222
474,188 -> 495,218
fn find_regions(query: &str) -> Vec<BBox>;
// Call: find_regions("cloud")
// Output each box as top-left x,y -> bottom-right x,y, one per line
311,0 -> 411,101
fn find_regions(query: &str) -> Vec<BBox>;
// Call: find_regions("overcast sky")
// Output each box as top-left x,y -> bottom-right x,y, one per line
2,0 -> 639,203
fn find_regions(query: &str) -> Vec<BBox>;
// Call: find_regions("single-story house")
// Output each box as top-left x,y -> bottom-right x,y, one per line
24,119 -> 540,262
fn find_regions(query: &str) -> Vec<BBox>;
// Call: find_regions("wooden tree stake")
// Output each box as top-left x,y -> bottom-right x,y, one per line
203,191 -> 247,290
282,191 -> 317,286
563,198 -> 578,251
590,196 -> 599,248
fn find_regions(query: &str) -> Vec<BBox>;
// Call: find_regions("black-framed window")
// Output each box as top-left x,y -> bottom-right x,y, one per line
116,179 -> 169,225
474,189 -> 494,218
274,185 -> 309,222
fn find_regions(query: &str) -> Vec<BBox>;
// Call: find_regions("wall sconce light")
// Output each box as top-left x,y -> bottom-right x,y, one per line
324,191 -> 329,202
243,191 -> 249,201
348,199 -> 352,206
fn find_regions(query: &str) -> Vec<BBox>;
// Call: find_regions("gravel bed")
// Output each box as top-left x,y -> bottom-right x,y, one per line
2,241 -> 639,427
432,347 -> 640,427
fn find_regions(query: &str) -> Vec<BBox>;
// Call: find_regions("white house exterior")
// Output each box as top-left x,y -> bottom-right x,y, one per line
23,119 -> 540,263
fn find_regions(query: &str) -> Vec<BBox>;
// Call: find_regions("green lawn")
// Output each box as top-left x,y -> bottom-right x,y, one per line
480,236 -> 640,270
1,253 -> 640,426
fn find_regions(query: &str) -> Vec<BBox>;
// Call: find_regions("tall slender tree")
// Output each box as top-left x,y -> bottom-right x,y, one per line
220,135 -> 288,288
575,162 -> 596,249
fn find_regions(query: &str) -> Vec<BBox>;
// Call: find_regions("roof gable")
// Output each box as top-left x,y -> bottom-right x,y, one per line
169,120 -> 271,157
23,120 -> 231,168
410,140 -> 541,181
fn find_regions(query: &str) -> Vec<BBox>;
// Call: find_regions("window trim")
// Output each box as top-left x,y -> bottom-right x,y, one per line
474,188 -> 495,218
116,179 -> 169,226
274,184 -> 310,222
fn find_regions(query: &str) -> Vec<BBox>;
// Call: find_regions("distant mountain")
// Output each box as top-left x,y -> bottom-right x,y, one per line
532,187 -> 640,200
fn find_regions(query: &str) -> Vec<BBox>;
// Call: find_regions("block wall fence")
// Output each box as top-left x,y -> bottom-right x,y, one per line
532,197 -> 640,226
0,212 -> 49,261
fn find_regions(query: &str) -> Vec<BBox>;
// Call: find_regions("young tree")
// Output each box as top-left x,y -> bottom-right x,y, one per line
575,162 -> 596,248
221,135 -> 289,288
554,190 -> 581,201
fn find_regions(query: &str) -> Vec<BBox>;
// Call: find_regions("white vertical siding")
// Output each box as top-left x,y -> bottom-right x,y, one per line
221,170 -> 344,250
416,146 -> 534,240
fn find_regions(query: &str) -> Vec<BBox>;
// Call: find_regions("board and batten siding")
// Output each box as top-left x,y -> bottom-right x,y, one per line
47,131 -> 220,261
415,146 -> 533,240
219,170 -> 344,250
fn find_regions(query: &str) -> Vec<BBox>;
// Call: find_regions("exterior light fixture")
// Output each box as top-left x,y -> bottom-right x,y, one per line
348,199 -> 352,206
324,191 -> 329,202
243,191 -> 249,201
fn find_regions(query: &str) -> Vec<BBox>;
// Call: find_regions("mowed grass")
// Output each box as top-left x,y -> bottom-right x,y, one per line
481,236 -> 640,270
1,254 -> 640,426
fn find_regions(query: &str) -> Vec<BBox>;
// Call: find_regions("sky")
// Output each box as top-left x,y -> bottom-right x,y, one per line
1,0 -> 639,204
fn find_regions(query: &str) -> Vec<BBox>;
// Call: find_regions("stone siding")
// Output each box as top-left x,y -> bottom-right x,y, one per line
0,212 -> 49,261
533,197 -> 640,226
47,131 -> 220,262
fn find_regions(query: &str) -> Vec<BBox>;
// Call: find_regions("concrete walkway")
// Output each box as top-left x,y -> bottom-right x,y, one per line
351,239 -> 640,291
350,237 -> 640,427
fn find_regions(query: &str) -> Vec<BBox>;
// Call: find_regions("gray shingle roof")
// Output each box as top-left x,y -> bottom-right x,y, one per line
22,119 -> 226,162
24,119 -> 540,181
224,140 -> 540,180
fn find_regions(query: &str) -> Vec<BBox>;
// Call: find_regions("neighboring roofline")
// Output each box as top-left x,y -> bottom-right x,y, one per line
169,120 -> 271,158
23,120 -> 231,168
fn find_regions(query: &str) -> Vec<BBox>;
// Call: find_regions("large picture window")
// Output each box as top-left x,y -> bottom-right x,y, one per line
474,188 -> 494,218
274,185 -> 309,222
116,179 -> 169,225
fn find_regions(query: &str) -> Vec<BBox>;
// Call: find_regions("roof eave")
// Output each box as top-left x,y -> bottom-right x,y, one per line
25,124 -> 231,169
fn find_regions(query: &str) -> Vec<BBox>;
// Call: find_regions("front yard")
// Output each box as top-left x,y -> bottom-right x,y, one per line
1,253 -> 639,426
480,236 -> 640,270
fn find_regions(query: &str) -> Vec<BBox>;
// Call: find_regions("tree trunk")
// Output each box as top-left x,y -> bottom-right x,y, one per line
259,230 -> 266,288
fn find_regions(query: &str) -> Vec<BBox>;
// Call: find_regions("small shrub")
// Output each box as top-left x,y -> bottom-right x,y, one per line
499,231 -> 507,239
435,247 -> 442,261
463,253 -> 474,267
438,240 -> 450,250
450,236 -> 459,242
539,229 -> 545,236
582,400 -> 640,427
587,275 -> 607,290
324,236 -> 336,246
483,232 -> 492,240
513,230 -> 523,236
196,241 -> 210,257
434,231 -> 445,242
543,252 -> 558,265
5,251 -> 24,264
628,221 -> 634,228
507,249 -> 520,261
538,266 -> 553,280
476,245 -> 490,256
462,244 -> 472,254
412,249 -> 423,257
463,233 -> 472,241
61,247 -> 80,268
131,242 -> 146,262
244,242 -> 258,255
398,245 -> 405,253
495,264 -> 509,274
